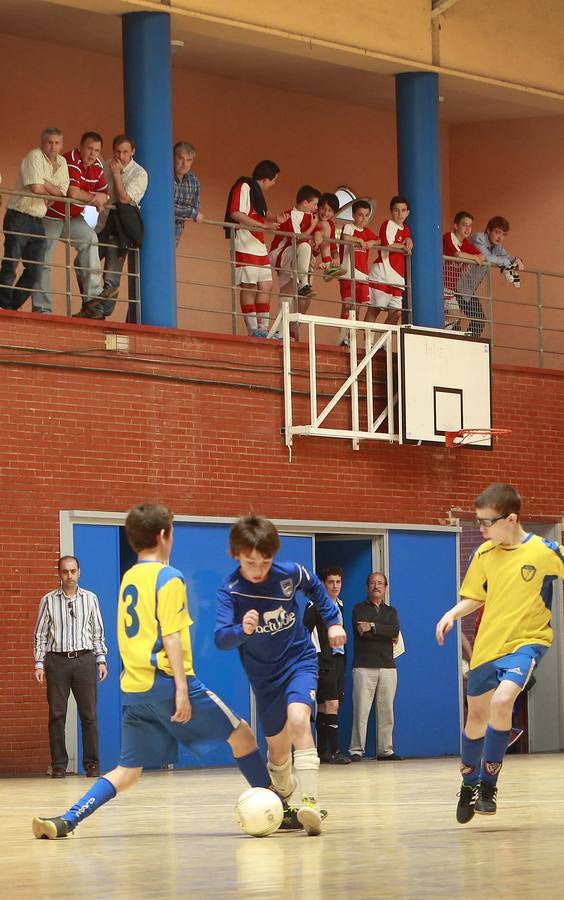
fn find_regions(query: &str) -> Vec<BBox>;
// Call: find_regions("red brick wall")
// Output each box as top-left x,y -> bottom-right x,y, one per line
1,312 -> 562,773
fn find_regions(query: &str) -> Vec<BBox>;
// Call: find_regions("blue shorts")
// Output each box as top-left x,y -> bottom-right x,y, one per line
253,660 -> 318,738
119,677 -> 241,768
467,644 -> 548,697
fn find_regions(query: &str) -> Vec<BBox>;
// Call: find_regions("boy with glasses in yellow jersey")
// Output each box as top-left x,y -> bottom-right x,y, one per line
32,503 -> 280,840
436,483 -> 564,823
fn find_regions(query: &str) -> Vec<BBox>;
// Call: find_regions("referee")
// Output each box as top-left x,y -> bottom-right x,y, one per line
34,556 -> 108,778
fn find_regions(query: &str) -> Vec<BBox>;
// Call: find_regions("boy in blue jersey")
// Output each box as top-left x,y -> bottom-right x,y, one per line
32,503 -> 276,840
436,483 -> 564,823
215,516 -> 347,836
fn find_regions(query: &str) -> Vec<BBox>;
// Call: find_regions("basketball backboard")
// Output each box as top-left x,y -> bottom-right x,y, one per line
400,329 -> 493,448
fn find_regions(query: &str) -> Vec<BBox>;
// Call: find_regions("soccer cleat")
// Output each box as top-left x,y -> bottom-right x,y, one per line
250,329 -> 268,338
297,798 -> 322,836
323,265 -> 346,282
278,805 -> 328,831
456,783 -> 478,824
298,284 -> 316,299
475,782 -> 498,815
32,816 -> 73,840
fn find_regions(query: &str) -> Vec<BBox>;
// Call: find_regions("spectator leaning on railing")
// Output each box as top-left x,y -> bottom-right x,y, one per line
35,131 -> 110,315
0,127 -> 69,313
173,141 -> 203,247
442,210 -> 485,331
457,216 -> 524,338
76,134 -> 148,320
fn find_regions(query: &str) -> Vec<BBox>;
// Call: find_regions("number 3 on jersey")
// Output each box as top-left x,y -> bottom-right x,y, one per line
122,584 -> 140,637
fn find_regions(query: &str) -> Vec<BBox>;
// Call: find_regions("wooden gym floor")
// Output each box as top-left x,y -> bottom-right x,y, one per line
2,754 -> 564,899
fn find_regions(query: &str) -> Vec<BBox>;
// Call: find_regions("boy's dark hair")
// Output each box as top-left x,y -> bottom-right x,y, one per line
126,503 -> 173,552
454,210 -> 473,225
58,555 -> 79,572
486,216 -> 510,233
296,185 -> 321,205
80,131 -> 103,147
113,134 -> 135,151
367,571 -> 388,588
319,192 -> 339,213
229,515 -> 280,558
252,160 -> 280,182
390,195 -> 409,210
475,483 -> 521,516
322,566 -> 344,581
352,200 -> 371,214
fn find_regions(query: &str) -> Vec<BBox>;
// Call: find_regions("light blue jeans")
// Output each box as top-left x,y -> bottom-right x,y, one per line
35,215 -> 103,312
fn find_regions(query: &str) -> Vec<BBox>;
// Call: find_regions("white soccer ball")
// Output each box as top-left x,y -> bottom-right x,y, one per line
235,787 -> 284,837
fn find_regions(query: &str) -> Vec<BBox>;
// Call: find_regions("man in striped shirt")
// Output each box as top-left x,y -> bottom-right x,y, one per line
34,555 -> 108,778
34,131 -> 110,314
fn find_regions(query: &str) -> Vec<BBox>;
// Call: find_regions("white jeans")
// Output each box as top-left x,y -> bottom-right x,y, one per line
349,667 -> 398,757
35,215 -> 103,310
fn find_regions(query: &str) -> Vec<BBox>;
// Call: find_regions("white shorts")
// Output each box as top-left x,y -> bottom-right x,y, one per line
270,243 -> 312,288
235,265 -> 272,287
369,283 -> 404,310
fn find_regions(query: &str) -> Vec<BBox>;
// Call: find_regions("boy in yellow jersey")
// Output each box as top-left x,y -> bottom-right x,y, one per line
436,483 -> 564,823
32,502 -> 278,840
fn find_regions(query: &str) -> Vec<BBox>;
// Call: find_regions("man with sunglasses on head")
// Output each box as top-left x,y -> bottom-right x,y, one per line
34,556 -> 108,779
436,483 -> 564,824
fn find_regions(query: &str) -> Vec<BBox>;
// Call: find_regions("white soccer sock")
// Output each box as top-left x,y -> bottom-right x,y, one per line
243,312 -> 258,333
257,312 -> 270,332
293,748 -> 320,802
267,754 -> 294,800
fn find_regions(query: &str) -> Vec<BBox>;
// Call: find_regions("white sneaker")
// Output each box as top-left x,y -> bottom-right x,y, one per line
297,797 -> 323,836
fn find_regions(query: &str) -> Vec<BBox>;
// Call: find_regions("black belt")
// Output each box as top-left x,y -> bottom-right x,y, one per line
49,649 -> 93,659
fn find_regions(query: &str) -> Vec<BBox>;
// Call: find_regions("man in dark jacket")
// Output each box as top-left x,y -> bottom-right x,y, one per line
349,572 -> 403,761
304,567 -> 351,765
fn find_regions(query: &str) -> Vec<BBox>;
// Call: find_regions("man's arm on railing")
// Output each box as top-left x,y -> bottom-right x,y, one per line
67,184 -> 109,211
29,181 -> 65,198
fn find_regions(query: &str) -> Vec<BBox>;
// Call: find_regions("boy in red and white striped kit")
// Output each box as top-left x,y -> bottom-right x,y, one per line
338,200 -> 378,343
269,184 -> 321,341
225,160 -> 287,337
366,196 -> 412,326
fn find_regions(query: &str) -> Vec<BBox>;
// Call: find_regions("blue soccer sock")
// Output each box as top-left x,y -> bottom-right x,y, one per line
236,748 -> 271,789
460,731 -> 485,787
62,777 -> 117,829
480,725 -> 511,785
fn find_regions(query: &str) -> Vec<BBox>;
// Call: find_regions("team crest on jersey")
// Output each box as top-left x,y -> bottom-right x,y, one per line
521,565 -> 536,582
484,761 -> 502,776
280,578 -> 294,598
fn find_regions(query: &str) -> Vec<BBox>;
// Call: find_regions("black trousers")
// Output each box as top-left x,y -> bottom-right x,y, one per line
44,651 -> 99,769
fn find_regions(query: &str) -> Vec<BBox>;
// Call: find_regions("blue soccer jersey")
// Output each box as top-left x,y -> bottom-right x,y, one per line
214,561 -> 341,689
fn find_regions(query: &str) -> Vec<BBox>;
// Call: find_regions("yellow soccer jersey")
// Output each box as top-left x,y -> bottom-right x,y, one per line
118,561 -> 194,693
461,534 -> 564,670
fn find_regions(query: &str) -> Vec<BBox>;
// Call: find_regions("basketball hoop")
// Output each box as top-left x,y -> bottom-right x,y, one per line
445,428 -> 512,448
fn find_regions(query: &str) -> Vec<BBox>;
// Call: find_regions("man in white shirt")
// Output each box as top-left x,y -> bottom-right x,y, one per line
78,135 -> 148,320
0,128 -> 69,313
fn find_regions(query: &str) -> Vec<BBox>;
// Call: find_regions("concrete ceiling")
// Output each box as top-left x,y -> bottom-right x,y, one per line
2,0 -> 564,124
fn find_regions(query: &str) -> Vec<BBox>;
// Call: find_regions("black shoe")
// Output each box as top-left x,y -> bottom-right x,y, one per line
319,752 -> 332,764
377,752 -> 404,761
51,767 -> 66,778
349,753 -> 362,762
298,284 -> 317,299
456,783 -> 478,824
86,763 -> 100,777
475,781 -> 498,815
32,816 -> 73,840
73,299 -> 104,319
330,752 -> 352,765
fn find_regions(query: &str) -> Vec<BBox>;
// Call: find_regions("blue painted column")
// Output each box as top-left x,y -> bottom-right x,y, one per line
123,12 -> 176,327
395,72 -> 443,328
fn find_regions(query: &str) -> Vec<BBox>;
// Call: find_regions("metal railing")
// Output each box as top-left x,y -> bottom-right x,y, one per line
1,186 -> 561,369
0,188 -> 141,320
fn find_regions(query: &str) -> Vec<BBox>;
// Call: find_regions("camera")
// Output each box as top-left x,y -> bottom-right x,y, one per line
500,260 -> 521,288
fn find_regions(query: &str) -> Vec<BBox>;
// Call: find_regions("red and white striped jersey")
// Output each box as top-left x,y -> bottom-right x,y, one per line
369,219 -> 411,287
47,148 -> 107,219
339,223 -> 377,281
229,179 -> 269,267
270,208 -> 315,269
442,231 -> 482,293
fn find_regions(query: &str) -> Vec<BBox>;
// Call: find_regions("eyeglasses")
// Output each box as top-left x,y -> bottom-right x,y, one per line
475,514 -> 508,529
67,601 -> 76,619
